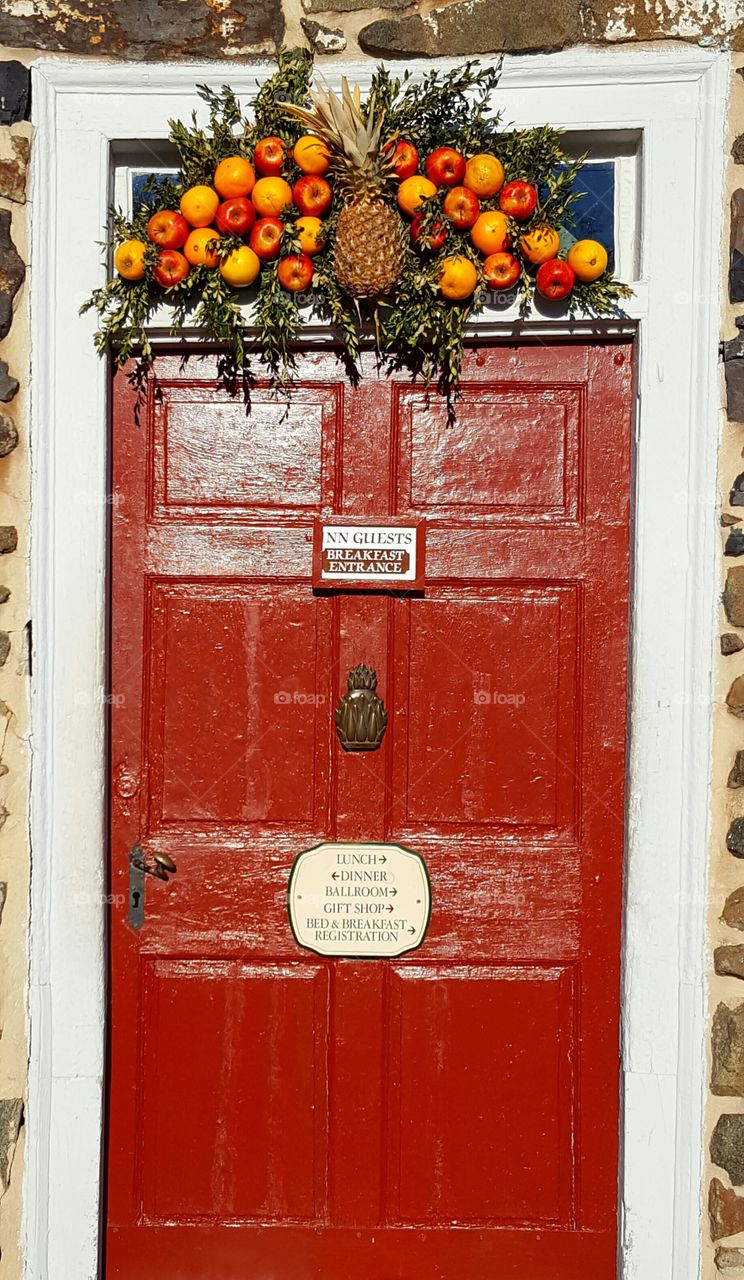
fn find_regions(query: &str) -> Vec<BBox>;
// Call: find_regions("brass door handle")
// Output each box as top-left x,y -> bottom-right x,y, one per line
129,843 -> 177,882
335,664 -> 387,751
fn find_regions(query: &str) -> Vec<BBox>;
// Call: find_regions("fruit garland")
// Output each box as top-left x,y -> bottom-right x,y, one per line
83,48 -> 631,391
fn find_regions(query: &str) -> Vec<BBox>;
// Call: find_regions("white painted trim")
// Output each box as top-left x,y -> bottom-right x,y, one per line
25,46 -> 728,1280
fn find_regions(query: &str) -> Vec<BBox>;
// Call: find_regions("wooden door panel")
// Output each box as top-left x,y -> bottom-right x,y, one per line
397,384 -> 582,520
145,582 -> 331,830
108,342 -> 634,1279
388,964 -> 576,1227
107,1223 -> 617,1279
140,960 -> 328,1224
151,381 -> 341,517
393,587 -> 578,832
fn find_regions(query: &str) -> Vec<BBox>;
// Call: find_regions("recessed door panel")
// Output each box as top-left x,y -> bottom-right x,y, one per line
151,382 -> 341,518
397,384 -> 582,520
397,587 -> 578,831
145,583 -> 329,829
140,960 -> 328,1223
389,964 -> 576,1226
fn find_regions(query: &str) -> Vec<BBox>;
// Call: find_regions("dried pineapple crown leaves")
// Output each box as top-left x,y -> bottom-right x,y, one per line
284,79 -> 397,197
81,47 -> 632,394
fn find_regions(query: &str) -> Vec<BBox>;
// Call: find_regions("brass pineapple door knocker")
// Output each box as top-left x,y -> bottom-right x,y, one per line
335,664 -> 388,751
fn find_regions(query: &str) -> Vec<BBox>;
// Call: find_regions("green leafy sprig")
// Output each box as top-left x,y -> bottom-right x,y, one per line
248,46 -> 315,149
375,60 -> 503,156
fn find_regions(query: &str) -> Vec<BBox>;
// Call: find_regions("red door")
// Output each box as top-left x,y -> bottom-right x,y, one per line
107,341 -> 634,1278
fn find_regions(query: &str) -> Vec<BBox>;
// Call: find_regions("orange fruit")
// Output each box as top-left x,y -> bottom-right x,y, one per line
114,238 -> 147,281
252,176 -> 293,218
520,225 -> 560,265
567,238 -> 608,282
184,227 -> 221,268
438,255 -> 479,301
295,215 -> 325,256
397,174 -> 437,217
293,135 -> 331,176
179,185 -> 220,228
463,153 -> 505,198
214,155 -> 256,199
470,210 -> 510,256
219,245 -> 261,288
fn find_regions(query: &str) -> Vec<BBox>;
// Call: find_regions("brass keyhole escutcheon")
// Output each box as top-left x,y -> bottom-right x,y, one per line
335,664 -> 387,752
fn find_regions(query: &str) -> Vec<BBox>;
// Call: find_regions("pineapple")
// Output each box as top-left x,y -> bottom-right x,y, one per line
284,80 -> 404,299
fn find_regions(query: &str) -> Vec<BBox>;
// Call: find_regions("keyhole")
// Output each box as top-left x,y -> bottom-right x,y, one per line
132,890 -> 140,910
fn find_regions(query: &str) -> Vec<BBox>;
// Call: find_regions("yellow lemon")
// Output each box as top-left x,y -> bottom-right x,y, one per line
438,255 -> 478,301
114,239 -> 147,281
295,216 -> 325,256
398,175 -> 437,217
293,135 -> 331,176
219,245 -> 261,288
567,238 -> 609,282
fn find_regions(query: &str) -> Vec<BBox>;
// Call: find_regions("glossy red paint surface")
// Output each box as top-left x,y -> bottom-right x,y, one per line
107,342 -> 634,1278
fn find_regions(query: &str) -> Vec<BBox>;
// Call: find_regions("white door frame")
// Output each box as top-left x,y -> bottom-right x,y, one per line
25,47 -> 728,1280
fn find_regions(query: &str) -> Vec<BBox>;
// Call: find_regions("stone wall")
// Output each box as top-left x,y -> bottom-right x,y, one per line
0,0 -> 743,1275
709,57 -> 744,1280
0,0 -> 742,61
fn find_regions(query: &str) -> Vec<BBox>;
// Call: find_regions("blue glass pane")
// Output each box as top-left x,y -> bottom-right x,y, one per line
557,161 -> 615,271
131,170 -> 178,211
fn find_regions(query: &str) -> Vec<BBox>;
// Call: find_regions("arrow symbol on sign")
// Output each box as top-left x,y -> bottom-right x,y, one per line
389,888 -> 397,896
378,856 -> 387,864
331,872 -> 338,879
408,927 -> 415,935
386,905 -> 394,913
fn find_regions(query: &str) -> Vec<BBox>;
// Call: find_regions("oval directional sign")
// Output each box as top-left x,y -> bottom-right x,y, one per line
288,842 -> 431,959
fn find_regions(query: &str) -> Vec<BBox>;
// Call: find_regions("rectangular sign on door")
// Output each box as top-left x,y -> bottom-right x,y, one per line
313,518 -> 425,590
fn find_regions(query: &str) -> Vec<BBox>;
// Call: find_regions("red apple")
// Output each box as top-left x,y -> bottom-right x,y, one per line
410,212 -> 448,251
442,185 -> 481,230
215,196 -> 256,237
277,252 -> 315,292
249,216 -> 284,261
253,136 -> 286,176
387,139 -> 419,181
535,258 -> 575,300
293,175 -> 332,218
482,251 -> 520,290
146,209 -> 189,250
426,146 -> 466,188
499,180 -> 538,222
152,249 -> 190,288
